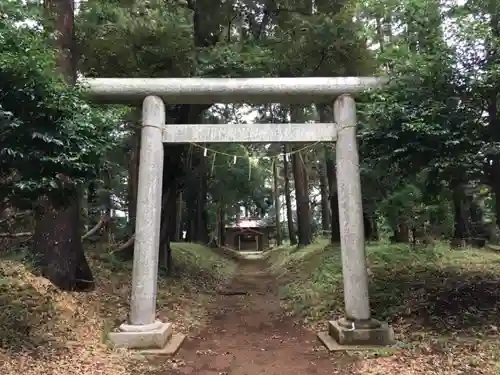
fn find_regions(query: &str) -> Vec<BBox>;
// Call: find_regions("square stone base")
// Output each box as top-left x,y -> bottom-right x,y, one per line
318,319 -> 395,351
108,321 -> 185,355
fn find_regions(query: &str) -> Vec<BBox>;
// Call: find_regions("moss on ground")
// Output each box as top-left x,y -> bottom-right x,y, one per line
0,242 -> 237,375
267,240 -> 500,374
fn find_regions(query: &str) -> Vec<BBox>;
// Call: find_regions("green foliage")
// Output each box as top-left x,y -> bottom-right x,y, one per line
0,2 -> 125,206
354,0 -> 499,236
77,0 -> 194,77
270,240 -> 500,337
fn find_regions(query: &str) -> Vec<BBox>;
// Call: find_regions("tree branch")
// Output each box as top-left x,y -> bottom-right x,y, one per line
0,210 -> 32,225
0,232 -> 32,238
81,214 -> 110,240
112,234 -> 135,253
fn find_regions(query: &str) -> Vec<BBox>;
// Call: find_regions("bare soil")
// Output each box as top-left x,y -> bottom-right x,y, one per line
167,259 -> 347,375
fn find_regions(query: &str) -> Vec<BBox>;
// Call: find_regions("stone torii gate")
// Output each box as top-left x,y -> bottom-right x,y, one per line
84,77 -> 394,353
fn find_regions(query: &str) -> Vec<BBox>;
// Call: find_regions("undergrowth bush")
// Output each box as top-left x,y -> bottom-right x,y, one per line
269,241 -> 500,335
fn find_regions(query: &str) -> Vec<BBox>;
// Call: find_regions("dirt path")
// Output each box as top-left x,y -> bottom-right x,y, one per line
169,259 -> 346,375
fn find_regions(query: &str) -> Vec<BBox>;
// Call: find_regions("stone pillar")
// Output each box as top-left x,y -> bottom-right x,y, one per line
129,95 -> 164,326
334,94 -> 371,322
108,96 -> 180,350
318,94 -> 394,348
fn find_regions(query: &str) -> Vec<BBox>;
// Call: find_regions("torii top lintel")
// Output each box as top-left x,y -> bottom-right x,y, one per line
81,76 -> 387,105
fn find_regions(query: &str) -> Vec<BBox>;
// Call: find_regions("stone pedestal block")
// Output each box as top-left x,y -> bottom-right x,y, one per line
108,320 -> 173,349
318,318 -> 394,351
329,319 -> 395,346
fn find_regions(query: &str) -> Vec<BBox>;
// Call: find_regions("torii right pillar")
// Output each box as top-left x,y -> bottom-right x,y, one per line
318,94 -> 395,350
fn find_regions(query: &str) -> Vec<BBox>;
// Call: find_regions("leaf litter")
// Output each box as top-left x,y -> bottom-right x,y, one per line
0,242 -> 237,375
3,240 -> 500,374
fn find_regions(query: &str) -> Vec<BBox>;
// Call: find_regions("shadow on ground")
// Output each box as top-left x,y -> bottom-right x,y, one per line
370,265 -> 500,334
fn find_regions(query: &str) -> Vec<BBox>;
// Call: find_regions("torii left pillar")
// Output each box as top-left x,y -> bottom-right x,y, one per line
108,96 -> 185,354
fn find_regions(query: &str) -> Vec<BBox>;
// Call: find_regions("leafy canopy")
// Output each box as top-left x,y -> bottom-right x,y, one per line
0,2 -> 125,207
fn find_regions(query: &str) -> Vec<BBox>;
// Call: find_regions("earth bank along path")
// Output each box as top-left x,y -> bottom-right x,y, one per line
168,256 -> 350,375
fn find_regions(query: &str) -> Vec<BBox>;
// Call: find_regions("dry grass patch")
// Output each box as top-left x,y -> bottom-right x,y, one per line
0,242 -> 237,375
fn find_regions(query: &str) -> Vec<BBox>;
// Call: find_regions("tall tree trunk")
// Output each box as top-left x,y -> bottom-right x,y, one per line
31,0 -> 94,291
318,158 -> 331,234
195,152 -> 209,243
219,209 -> 225,246
486,5 -> 500,230
215,202 -> 225,246
179,0 -> 222,243
84,182 -> 95,230
292,151 -> 312,246
393,219 -> 410,243
272,157 -> 282,246
318,105 -> 340,244
102,167 -> 113,242
290,106 -> 312,246
160,106 -> 207,251
325,149 -> 340,243
451,184 -> 469,248
127,120 -> 141,236
487,95 -> 500,229
159,188 -> 177,276
175,192 -> 183,241
283,145 -> 297,245
185,147 -> 209,243
43,0 -> 76,81
116,118 -> 141,260
370,216 -> 379,241
469,199 -> 486,246
185,150 -> 196,242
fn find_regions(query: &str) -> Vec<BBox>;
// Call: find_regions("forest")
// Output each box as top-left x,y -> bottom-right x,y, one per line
2,0 -> 500,374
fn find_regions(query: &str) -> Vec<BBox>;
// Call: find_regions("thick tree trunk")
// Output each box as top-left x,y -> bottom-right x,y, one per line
283,145 -> 297,245
32,193 -> 94,291
43,0 -> 76,81
272,157 -> 282,246
32,0 -> 94,291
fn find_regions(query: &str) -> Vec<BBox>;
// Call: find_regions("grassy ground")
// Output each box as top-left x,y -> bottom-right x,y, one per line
0,242 -> 237,375
267,240 -> 500,374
